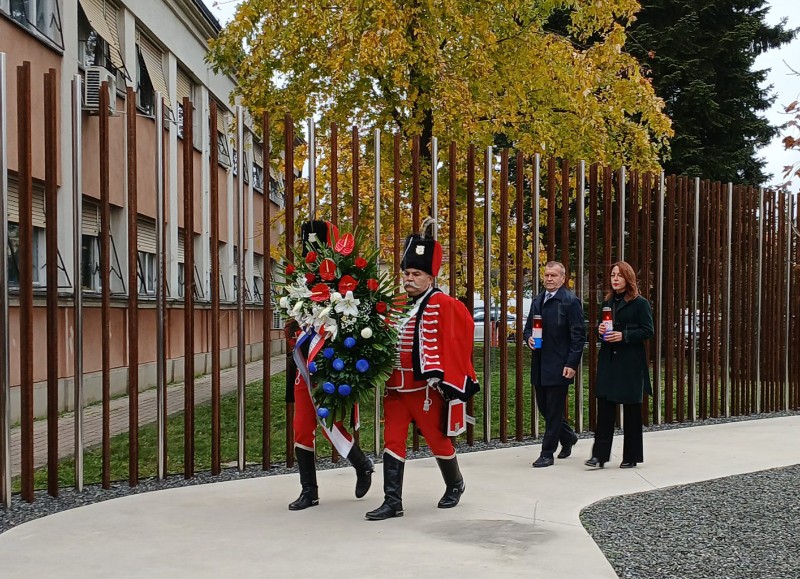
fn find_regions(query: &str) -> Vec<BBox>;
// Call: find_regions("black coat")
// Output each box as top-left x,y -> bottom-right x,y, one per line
523,286 -> 585,387
596,295 -> 654,404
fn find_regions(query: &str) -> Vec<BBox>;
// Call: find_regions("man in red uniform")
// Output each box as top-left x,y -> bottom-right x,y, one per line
288,220 -> 374,511
366,234 -> 479,521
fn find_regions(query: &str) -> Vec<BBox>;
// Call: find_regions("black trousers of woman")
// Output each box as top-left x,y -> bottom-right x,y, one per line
591,397 -> 643,464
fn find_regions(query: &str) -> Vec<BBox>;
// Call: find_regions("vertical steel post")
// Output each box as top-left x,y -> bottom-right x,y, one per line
155,94 -> 167,479
690,177 -> 700,421
784,193 -> 794,411
308,118 -> 315,221
619,167 -> 626,262
373,127 -> 381,455
532,153 -> 541,438
723,183 -> 733,416
0,53 -> 10,507
72,74 -> 84,492
755,187 -> 764,414
576,161 -> 585,433
653,172 -> 665,424
483,146 -> 492,442
431,137 -> 438,239
236,106 -> 246,470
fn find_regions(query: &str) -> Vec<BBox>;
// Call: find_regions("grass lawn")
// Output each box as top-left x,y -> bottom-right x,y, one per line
19,344 -> 694,491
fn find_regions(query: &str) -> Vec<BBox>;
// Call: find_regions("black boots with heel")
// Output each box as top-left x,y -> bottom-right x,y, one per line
288,447 -> 319,511
365,454 -> 405,520
436,457 -> 465,509
347,443 -> 375,499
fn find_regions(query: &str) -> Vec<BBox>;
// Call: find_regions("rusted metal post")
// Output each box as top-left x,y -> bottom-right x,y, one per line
689,178 -> 700,421
284,112 -> 295,467
755,187 -> 764,414
431,137 -> 438,239
722,182 -> 733,416
210,103 -> 221,475
373,127 -> 381,455
532,154 -> 541,438
261,111 -> 271,470
412,135 -> 420,232
483,146 -> 492,443
575,161 -> 586,433
183,97 -> 195,478
547,158 -> 556,262
352,125 -> 359,226
515,151 -> 524,441
308,118 -> 316,221
588,163 -> 598,430
0,53 -> 11,507
618,167 -> 626,262
393,133 -> 401,275
155,94 -> 167,480
44,69 -> 59,497
331,122 -> 338,227
785,193 -> 794,410
126,87 -> 139,486
466,145 -> 475,446
561,159 -> 570,277
449,143 -> 457,297
499,149 -> 509,443
99,79 -> 112,489
653,173 -> 665,424
236,106 -> 246,471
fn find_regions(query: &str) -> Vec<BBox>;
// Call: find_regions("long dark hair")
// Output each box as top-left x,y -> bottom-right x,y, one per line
604,261 -> 640,302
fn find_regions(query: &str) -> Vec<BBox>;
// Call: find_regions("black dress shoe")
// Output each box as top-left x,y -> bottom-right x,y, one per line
584,457 -> 605,468
557,434 -> 579,459
532,456 -> 554,468
619,462 -> 637,469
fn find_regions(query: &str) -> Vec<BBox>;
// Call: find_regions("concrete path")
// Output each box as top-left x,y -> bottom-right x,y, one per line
1,416 -> 797,578
8,355 -> 287,477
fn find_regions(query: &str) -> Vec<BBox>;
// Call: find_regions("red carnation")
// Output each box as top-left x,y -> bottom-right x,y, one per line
319,258 -> 337,281
338,275 -> 358,294
354,257 -> 367,269
376,301 -> 388,313
304,272 -> 316,284
310,283 -> 331,302
305,251 -> 318,264
366,278 -> 379,291
285,264 -> 296,275
334,233 -> 355,256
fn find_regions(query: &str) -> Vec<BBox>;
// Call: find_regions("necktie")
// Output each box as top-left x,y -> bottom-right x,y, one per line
544,292 -> 553,303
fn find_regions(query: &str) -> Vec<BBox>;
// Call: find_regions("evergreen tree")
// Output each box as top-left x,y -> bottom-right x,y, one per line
628,0 -> 796,184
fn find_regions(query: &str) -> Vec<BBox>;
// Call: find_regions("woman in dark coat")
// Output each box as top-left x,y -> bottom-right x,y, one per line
585,261 -> 654,469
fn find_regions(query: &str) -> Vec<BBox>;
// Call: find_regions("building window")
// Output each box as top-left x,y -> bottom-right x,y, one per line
217,132 -> 231,166
4,0 -> 64,49
253,164 -> 264,192
138,251 -> 155,295
82,234 -> 100,291
78,10 -> 117,75
6,223 -> 45,287
135,47 -> 155,115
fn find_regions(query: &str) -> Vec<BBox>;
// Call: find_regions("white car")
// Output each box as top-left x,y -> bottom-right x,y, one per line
473,308 -> 517,343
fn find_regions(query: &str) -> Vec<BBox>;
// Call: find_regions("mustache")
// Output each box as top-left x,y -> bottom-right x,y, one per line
403,281 -> 421,289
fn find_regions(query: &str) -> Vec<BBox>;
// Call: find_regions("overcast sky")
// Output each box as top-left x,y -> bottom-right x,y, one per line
205,0 -> 799,187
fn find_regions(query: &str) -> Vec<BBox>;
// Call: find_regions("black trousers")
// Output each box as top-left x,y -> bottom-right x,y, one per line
591,397 -> 644,463
535,384 -> 577,458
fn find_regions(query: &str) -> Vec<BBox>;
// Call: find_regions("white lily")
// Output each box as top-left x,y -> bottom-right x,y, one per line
279,296 -> 290,309
322,318 -> 339,340
311,305 -> 334,334
329,291 -> 343,305
333,290 -> 360,318
287,279 -> 312,300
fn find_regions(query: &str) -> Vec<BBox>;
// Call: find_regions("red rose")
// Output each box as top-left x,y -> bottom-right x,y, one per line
366,278 -> 379,291
285,264 -> 296,275
304,272 -> 316,284
334,233 -> 355,256
310,283 -> 331,302
376,301 -> 388,313
338,275 -> 358,294
319,258 -> 337,281
354,257 -> 367,269
305,251 -> 318,264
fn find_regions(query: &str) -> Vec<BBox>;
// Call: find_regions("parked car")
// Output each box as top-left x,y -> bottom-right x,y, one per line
473,308 -> 518,342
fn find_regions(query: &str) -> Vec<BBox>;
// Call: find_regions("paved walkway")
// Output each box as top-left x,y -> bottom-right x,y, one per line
1,416 -> 797,578
8,355 -> 287,477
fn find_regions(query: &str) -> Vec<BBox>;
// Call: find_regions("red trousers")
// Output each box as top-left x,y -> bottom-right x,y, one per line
293,373 -> 352,451
383,388 -> 455,461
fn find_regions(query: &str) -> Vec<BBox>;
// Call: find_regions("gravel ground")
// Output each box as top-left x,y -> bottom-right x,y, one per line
581,465 -> 800,579
2,409 -> 799,541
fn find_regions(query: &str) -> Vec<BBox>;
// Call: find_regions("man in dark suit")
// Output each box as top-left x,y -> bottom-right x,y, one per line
523,261 -> 586,468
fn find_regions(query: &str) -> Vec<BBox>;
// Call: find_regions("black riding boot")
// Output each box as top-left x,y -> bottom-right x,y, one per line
365,454 -> 405,520
436,456 -> 465,508
288,447 -> 319,511
347,442 -> 374,499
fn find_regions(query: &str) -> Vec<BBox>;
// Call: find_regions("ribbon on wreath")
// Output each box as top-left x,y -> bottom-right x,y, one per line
293,328 -> 357,457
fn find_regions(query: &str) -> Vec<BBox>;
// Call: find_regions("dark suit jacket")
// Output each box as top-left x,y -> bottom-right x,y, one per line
523,286 -> 585,387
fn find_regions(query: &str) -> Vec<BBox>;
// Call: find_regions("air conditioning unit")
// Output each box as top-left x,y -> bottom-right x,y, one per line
84,66 -> 117,113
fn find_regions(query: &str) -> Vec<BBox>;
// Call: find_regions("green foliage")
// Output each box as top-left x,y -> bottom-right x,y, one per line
627,0 -> 797,184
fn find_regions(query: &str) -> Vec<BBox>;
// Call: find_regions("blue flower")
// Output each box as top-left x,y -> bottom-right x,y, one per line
332,358 -> 345,371
344,337 -> 357,349
322,381 -> 335,394
338,384 -> 352,396
317,407 -> 329,418
308,362 -> 318,373
323,348 -> 335,359
355,359 -> 370,373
